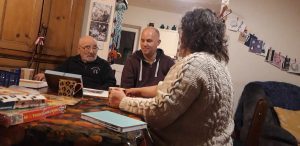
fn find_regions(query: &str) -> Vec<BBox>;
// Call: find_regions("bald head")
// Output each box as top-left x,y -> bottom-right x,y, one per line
142,27 -> 160,38
140,27 -> 161,59
78,36 -> 98,63
78,36 -> 97,47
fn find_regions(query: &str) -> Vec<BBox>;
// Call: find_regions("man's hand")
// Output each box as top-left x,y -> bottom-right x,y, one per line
34,73 -> 45,81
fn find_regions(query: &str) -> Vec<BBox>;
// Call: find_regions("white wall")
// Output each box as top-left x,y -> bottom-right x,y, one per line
157,29 -> 179,58
228,0 -> 300,110
123,6 -> 182,30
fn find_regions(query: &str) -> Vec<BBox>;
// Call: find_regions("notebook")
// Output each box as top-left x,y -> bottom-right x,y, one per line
81,111 -> 147,133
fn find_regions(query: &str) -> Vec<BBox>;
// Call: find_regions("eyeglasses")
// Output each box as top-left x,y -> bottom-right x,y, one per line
80,45 -> 99,51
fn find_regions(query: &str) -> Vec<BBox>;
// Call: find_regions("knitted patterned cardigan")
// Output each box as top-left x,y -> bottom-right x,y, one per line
119,52 -> 234,146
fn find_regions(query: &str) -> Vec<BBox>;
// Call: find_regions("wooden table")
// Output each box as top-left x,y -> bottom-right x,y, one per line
0,93 -> 143,146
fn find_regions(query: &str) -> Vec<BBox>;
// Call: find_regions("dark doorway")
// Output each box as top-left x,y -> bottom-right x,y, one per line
110,24 -> 141,86
114,30 -> 136,65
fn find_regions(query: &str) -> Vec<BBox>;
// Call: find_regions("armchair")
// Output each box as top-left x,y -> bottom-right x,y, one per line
234,81 -> 300,146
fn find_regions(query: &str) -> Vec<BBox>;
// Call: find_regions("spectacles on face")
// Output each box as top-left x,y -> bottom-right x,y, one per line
80,45 -> 99,51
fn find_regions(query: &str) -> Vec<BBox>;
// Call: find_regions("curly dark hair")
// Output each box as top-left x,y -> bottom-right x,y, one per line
180,8 -> 229,63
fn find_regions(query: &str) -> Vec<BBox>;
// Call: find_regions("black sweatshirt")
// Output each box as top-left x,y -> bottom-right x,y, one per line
55,55 -> 116,90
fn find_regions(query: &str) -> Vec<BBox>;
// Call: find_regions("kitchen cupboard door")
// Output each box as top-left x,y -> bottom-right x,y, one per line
0,0 -> 84,69
42,0 -> 84,57
0,0 -> 42,52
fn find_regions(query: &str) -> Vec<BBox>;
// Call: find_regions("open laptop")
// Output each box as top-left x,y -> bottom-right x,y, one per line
44,70 -> 83,97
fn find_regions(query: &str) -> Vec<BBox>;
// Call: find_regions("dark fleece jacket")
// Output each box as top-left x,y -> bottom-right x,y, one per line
121,49 -> 174,88
55,55 -> 116,90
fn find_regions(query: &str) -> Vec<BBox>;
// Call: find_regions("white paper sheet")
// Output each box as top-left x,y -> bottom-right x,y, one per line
83,88 -> 108,98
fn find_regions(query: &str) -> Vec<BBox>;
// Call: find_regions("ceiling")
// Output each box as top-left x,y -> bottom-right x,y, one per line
127,0 -> 223,14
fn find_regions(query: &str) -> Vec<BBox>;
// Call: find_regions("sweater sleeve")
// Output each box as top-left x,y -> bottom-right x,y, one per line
120,57 -> 136,88
119,56 -> 206,129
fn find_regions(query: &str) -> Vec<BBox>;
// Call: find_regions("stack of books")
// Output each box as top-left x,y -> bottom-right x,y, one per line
0,86 -> 66,127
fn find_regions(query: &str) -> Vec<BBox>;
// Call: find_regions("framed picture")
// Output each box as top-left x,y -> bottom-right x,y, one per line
88,0 -> 112,42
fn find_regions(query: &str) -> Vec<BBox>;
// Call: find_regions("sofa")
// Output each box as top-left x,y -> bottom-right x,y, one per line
234,81 -> 300,146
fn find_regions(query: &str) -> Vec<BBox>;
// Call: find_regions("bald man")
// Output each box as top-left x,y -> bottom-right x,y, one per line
35,36 -> 116,90
121,27 -> 174,88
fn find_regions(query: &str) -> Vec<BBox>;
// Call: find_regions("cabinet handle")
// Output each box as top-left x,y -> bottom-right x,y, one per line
16,33 -> 20,38
25,34 -> 29,38
56,16 -> 60,20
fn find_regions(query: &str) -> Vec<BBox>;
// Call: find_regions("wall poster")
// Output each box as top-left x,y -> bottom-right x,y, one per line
88,0 -> 112,42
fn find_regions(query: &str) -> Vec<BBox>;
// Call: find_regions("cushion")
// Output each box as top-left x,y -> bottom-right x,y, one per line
255,81 -> 300,110
274,107 -> 300,143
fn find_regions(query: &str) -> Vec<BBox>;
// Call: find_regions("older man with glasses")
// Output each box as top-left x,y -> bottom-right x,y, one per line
34,36 -> 116,90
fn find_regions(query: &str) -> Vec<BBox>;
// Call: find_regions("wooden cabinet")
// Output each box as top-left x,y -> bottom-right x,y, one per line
0,0 -> 42,52
0,0 -> 85,70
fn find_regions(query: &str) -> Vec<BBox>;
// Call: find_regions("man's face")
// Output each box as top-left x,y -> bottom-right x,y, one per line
78,36 -> 98,63
140,28 -> 160,57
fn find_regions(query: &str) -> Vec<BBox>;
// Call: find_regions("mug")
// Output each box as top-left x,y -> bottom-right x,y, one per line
58,79 -> 82,97
20,68 -> 35,80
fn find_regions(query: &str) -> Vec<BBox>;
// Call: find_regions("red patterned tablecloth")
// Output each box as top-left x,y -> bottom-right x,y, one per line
0,96 -> 142,146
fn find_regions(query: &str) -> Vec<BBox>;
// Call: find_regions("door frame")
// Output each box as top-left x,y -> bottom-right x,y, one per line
121,24 -> 141,53
111,24 -> 141,86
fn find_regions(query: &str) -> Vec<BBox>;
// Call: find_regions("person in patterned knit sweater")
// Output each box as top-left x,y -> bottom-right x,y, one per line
109,8 -> 234,146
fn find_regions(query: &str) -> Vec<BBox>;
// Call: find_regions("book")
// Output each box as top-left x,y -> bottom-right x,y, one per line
0,94 -> 46,110
83,88 -> 109,98
0,104 -> 66,127
44,94 -> 81,106
44,70 -> 83,97
81,111 -> 147,133
0,86 -> 39,95
19,79 -> 48,89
